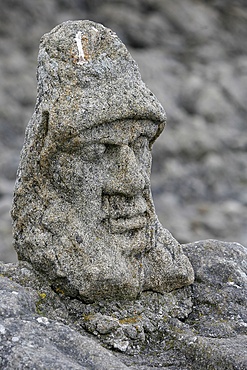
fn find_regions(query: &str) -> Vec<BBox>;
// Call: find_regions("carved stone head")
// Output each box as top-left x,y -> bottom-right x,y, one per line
12,20 -> 194,302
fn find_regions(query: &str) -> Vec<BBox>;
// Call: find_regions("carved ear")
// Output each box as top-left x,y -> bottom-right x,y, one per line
38,110 -> 52,170
34,110 -> 50,175
40,110 -> 49,146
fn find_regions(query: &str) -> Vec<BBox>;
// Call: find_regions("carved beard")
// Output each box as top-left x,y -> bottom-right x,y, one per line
40,197 -> 155,302
39,163 -> 157,302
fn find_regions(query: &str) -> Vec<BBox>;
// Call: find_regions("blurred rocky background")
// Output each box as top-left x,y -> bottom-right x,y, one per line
0,0 -> 246,262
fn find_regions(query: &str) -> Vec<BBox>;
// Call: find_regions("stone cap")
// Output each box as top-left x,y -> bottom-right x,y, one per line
37,20 -> 166,136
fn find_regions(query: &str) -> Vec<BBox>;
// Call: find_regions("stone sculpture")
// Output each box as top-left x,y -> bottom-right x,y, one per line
12,20 -> 194,302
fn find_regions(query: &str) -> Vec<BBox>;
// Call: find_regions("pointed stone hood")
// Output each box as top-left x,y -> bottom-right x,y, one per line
37,20 -> 166,136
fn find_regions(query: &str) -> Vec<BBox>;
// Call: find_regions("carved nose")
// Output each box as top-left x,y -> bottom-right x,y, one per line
104,145 -> 146,196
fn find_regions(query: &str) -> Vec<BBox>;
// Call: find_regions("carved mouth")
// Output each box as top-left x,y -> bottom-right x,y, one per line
108,214 -> 147,233
102,194 -> 147,233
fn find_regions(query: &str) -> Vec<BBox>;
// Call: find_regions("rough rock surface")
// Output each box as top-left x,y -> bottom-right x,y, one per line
1,0 -> 247,263
11,20 -> 193,302
0,276 -> 130,370
0,239 -> 246,369
0,2 -> 246,368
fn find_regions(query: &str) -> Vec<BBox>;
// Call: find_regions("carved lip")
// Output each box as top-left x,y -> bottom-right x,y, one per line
101,193 -> 148,233
106,213 -> 147,234
102,194 -> 147,216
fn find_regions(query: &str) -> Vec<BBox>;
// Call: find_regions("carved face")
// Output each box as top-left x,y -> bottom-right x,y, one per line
48,119 -> 158,236
36,119 -> 160,301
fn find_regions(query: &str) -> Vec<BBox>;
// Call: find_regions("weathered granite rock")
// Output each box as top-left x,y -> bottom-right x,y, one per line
183,240 -> 247,339
181,240 -> 247,370
0,274 -> 130,369
11,20 -> 194,302
0,239 -> 246,369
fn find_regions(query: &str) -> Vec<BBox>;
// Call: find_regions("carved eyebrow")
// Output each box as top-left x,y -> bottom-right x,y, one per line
63,120 -> 160,147
94,120 -> 159,139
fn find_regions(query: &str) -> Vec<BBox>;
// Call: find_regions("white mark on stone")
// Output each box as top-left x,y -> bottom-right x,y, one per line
12,291 -> 18,295
0,324 -> 6,334
12,336 -> 20,342
227,281 -> 241,289
37,317 -> 49,325
113,339 -> 129,352
91,26 -> 98,33
75,31 -> 85,65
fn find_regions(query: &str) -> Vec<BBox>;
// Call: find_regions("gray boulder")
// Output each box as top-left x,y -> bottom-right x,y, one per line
0,274 -> 129,369
181,240 -> 247,369
0,239 -> 246,369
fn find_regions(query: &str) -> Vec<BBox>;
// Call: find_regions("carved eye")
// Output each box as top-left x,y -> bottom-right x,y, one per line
61,139 -> 107,162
